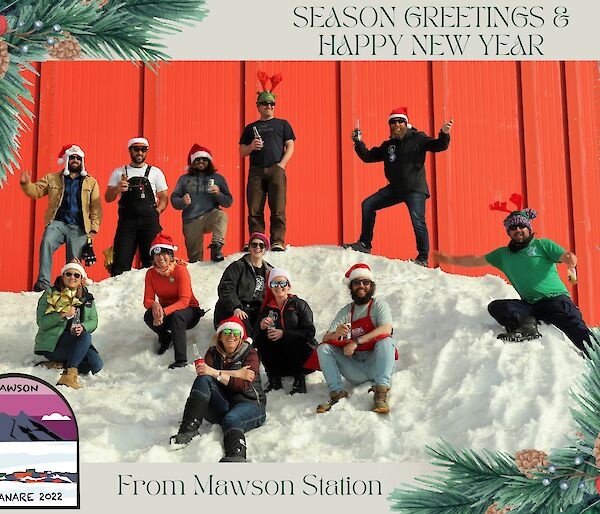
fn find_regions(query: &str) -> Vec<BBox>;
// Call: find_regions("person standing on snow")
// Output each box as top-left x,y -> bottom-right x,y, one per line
343,107 -> 453,267
435,196 -> 595,357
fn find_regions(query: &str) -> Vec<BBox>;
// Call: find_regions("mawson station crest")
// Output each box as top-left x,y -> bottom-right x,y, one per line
0,373 -> 79,509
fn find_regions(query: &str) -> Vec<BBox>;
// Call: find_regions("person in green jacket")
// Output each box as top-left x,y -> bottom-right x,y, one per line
34,260 -> 102,388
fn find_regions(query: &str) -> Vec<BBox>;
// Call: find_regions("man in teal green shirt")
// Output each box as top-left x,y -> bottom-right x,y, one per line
435,207 -> 594,357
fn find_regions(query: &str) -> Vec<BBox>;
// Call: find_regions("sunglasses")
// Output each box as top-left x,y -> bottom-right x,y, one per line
250,242 -> 266,249
258,102 -> 275,107
130,146 -> 148,153
270,280 -> 289,288
196,157 -> 210,163
64,272 -> 82,279
389,118 -> 407,125
351,279 -> 372,286
222,329 -> 242,337
69,155 -> 83,161
508,223 -> 528,231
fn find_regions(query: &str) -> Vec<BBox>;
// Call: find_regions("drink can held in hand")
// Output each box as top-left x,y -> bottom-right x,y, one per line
207,178 -> 215,191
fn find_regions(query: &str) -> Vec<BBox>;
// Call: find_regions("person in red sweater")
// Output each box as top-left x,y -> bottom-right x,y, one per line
170,316 -> 266,462
143,233 -> 204,368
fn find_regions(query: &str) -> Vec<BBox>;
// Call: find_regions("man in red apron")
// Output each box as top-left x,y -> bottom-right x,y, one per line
315,263 -> 396,414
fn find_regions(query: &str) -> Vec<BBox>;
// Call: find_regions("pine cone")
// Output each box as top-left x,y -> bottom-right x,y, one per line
594,433 -> 600,466
0,38 -> 9,80
48,32 -> 81,60
515,449 -> 550,479
485,503 -> 512,514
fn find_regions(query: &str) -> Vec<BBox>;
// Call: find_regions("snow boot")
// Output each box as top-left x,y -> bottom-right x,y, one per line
56,368 -> 81,389
342,241 -> 372,254
369,385 -> 390,414
170,391 -> 207,446
290,374 -> 307,395
168,360 -> 187,369
271,243 -> 285,252
316,390 -> 349,413
157,332 -> 172,355
219,428 -> 247,462
264,375 -> 283,393
498,315 -> 541,342
35,360 -> 64,370
410,258 -> 428,268
209,243 -> 224,262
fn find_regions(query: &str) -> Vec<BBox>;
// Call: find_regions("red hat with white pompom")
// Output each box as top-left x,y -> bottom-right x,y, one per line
388,107 -> 412,128
61,260 -> 92,286
188,144 -> 213,164
343,263 -> 374,285
216,316 -> 252,344
149,233 -> 178,256
57,144 -> 87,176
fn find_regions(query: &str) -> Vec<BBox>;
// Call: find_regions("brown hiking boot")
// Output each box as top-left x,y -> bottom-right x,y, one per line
369,385 -> 390,413
56,368 -> 81,389
35,361 -> 65,370
316,390 -> 348,413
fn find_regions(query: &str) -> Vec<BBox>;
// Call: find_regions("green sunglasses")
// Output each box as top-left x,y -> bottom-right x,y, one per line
222,329 -> 242,337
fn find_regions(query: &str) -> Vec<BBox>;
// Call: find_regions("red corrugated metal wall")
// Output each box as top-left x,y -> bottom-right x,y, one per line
4,61 -> 599,324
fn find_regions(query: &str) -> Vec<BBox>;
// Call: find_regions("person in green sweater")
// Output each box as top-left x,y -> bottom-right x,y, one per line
436,206 -> 594,357
34,260 -> 102,388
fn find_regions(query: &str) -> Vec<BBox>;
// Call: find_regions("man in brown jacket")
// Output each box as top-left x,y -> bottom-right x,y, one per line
20,144 -> 102,291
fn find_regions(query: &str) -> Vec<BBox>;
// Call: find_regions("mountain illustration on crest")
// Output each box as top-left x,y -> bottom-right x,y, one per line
0,411 -> 63,442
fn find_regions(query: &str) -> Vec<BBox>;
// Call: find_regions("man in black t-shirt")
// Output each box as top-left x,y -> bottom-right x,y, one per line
239,76 -> 295,252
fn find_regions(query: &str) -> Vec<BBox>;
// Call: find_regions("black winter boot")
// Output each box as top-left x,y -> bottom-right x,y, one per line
209,243 -> 225,262
157,332 -> 172,355
498,315 -> 541,342
290,374 -> 306,395
219,429 -> 247,462
264,375 -> 283,393
169,391 -> 208,446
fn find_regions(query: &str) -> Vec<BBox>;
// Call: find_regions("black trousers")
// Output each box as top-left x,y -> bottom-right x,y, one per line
254,335 -> 315,377
144,306 -> 203,362
112,208 -> 161,276
488,295 -> 594,355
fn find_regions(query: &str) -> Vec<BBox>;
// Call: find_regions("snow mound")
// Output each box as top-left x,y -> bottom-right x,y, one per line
0,246 -> 584,462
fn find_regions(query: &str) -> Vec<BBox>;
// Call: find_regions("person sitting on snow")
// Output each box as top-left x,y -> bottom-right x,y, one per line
312,263 -> 396,414
435,195 -> 595,357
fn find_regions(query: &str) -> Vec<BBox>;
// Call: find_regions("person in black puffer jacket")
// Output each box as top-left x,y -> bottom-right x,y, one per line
170,316 -> 266,462
254,268 -> 317,395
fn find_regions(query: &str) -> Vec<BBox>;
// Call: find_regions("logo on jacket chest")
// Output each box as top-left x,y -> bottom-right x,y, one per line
388,145 -> 396,162
526,246 -> 538,257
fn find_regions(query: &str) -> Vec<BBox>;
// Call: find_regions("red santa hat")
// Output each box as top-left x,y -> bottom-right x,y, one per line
388,107 -> 412,128
149,233 -> 179,256
188,144 -> 213,164
343,263 -> 374,286
260,268 -> 292,311
127,137 -> 149,148
216,316 -> 252,344
61,260 -> 93,286
57,144 -> 87,176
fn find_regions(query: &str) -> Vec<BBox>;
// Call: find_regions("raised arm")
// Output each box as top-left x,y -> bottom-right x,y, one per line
435,250 -> 487,267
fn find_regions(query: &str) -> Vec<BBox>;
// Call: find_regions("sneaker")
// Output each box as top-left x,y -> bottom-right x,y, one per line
271,243 -> 285,252
33,282 -> 48,292
342,241 -> 372,254
168,361 -> 188,369
411,258 -> 428,267
316,390 -> 349,413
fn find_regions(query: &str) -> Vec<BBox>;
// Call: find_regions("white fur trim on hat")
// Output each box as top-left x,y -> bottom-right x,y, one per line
216,320 -> 252,344
388,114 -> 412,129
190,150 -> 212,162
61,262 -> 93,286
149,243 -> 178,255
127,137 -> 149,148
268,268 -> 292,286
343,264 -> 374,285
59,145 -> 87,177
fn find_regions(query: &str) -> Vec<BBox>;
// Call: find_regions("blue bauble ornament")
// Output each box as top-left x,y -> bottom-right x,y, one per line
33,20 -> 44,30
52,24 -> 61,33
575,456 -> 584,465
19,44 -> 29,54
559,480 -> 569,490
548,464 -> 557,473
542,478 -> 551,486
17,20 -> 25,28
46,37 -> 56,45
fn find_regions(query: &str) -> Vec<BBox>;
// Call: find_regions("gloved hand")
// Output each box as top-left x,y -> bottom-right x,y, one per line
351,128 -> 362,143
103,246 -> 114,273
81,237 -> 96,266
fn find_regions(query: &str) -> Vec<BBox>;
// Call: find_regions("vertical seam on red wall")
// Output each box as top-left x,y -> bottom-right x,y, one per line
240,60 -> 246,243
28,63 -> 43,289
335,61 -> 343,244
139,62 -> 145,135
515,62 -> 528,204
559,60 -> 577,304
427,61 -> 438,257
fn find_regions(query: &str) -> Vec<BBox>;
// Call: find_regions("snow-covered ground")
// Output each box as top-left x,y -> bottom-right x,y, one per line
0,246 -> 585,463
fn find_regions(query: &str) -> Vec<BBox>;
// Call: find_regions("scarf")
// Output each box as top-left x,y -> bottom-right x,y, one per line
508,233 -> 534,253
153,259 -> 187,278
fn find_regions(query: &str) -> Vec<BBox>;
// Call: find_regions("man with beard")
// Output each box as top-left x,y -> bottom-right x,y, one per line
435,206 -> 595,357
105,137 -> 168,276
343,107 -> 453,267
171,144 -> 233,262
315,263 -> 396,414
20,144 -> 102,291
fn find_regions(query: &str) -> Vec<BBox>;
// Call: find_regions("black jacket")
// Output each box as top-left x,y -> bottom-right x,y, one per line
355,128 -> 450,197
214,254 -> 273,318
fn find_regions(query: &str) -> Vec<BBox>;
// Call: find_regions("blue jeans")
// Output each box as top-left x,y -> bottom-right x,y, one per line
191,375 -> 266,433
38,220 -> 87,288
360,186 -> 429,261
316,337 -> 396,392
41,331 -> 103,374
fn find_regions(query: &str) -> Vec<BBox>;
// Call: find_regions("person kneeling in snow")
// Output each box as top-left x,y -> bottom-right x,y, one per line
435,197 -> 595,357
170,317 -> 266,462
311,263 -> 396,414
34,260 -> 103,389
